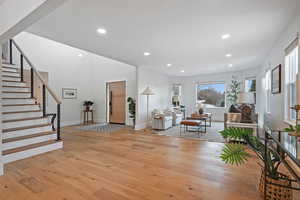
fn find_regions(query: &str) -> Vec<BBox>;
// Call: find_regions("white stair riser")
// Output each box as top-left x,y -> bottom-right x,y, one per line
3,99 -> 36,105
3,134 -> 57,151
3,141 -> 63,164
3,125 -> 53,139
3,72 -> 20,77
3,118 -> 49,129
2,87 -> 29,92
3,105 -> 40,112
3,112 -> 43,121
3,93 -> 31,98
2,68 -> 18,72
2,76 -> 21,81
2,81 -> 26,87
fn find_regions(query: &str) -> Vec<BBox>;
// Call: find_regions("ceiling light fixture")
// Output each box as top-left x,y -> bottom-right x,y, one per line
226,54 -> 232,58
97,28 -> 107,35
228,64 -> 233,67
167,64 -> 172,67
222,34 -> 231,39
78,53 -> 83,57
144,52 -> 151,56
180,70 -> 185,73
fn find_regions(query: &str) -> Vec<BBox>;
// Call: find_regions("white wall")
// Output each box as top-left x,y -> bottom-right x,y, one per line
170,69 -> 259,122
136,67 -> 171,130
257,12 -> 300,130
14,32 -> 136,126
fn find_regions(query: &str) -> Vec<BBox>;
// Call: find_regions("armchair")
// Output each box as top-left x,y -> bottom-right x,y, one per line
152,110 -> 173,130
172,109 -> 184,126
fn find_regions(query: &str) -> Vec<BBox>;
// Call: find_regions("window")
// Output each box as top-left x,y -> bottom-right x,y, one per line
284,44 -> 298,122
265,70 -> 271,113
245,78 -> 256,93
197,83 -> 225,108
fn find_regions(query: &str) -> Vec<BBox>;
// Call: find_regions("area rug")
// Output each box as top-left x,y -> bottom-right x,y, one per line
154,122 -> 225,143
77,123 -> 126,133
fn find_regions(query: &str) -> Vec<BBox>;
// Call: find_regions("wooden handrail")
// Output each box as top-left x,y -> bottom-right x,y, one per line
11,39 -> 62,104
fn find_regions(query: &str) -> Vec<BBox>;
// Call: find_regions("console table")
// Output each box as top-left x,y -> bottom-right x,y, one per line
263,128 -> 300,199
226,122 -> 259,137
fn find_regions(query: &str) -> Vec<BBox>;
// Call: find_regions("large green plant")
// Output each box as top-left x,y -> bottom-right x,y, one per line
219,128 -> 282,179
226,79 -> 241,105
127,97 -> 136,126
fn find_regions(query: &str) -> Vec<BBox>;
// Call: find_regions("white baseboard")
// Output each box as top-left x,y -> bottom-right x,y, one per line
61,118 -> 132,127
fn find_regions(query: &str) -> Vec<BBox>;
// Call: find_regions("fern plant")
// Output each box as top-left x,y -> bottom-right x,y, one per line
219,128 -> 282,179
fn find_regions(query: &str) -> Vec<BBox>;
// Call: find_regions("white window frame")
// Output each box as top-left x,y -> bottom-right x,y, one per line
284,43 -> 299,124
265,70 -> 271,114
196,82 -> 226,109
244,77 -> 256,93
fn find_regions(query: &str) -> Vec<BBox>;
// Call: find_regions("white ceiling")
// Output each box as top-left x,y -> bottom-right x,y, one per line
0,0 -> 6,6
27,0 -> 300,76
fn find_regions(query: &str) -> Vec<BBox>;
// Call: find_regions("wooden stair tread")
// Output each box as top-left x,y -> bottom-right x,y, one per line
3,131 -> 55,144
2,70 -> 19,74
2,64 -> 17,68
2,80 -> 26,83
3,123 -> 51,133
3,116 -> 46,123
3,110 -> 41,114
2,91 -> 30,93
3,97 -> 34,100
3,85 -> 29,88
2,75 -> 21,78
3,140 -> 59,156
3,104 -> 37,107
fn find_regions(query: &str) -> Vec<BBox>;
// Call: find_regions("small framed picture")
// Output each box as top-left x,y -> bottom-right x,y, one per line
62,88 -> 77,99
271,65 -> 281,94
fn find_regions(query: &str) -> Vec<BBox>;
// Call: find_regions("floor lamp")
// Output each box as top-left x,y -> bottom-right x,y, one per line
141,86 -> 155,128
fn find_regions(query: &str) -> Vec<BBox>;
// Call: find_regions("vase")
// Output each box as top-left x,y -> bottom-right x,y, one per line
198,108 -> 204,114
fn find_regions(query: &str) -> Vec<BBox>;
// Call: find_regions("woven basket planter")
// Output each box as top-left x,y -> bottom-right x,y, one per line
259,170 -> 293,200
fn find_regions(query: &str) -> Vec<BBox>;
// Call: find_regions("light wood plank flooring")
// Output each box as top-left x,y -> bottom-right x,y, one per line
0,126 -> 267,200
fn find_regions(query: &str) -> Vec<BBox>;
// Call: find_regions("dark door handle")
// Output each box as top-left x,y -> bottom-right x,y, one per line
110,91 -> 113,115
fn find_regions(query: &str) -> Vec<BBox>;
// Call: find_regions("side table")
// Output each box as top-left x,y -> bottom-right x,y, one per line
83,110 -> 94,124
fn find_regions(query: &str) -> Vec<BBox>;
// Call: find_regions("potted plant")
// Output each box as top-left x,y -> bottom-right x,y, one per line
284,125 -> 300,141
83,100 -> 94,111
226,78 -> 241,108
127,97 -> 136,127
219,128 -> 293,200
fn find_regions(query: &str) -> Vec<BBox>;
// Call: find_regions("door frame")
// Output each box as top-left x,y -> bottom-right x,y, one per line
105,80 -> 127,125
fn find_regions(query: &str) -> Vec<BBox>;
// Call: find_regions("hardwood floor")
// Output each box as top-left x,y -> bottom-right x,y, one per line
0,126 -> 267,200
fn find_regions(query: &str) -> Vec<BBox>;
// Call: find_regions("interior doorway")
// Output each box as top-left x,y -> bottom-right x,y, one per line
106,81 -> 126,124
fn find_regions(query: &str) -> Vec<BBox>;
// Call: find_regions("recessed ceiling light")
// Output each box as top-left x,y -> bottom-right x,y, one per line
167,64 -> 172,67
180,70 -> 185,73
222,34 -> 231,39
97,28 -> 107,35
226,54 -> 232,58
78,53 -> 83,57
144,52 -> 151,56
228,64 -> 233,67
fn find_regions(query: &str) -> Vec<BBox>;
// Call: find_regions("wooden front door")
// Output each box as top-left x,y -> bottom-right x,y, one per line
108,81 -> 126,124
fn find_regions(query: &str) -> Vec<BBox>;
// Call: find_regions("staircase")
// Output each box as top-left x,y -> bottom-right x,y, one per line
1,40 -> 63,164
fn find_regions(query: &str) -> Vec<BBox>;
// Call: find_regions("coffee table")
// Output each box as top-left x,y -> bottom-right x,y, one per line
180,120 -> 204,137
186,115 -> 210,133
